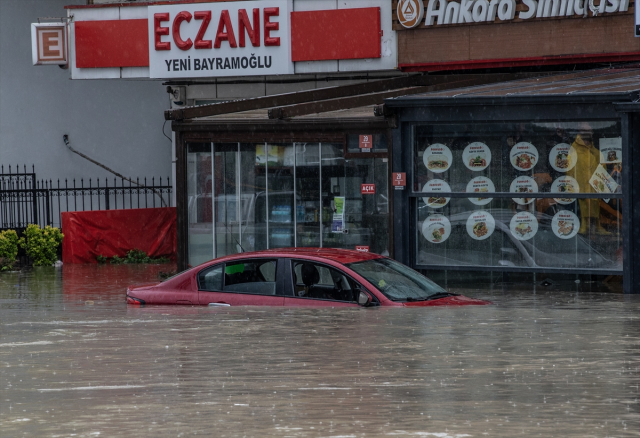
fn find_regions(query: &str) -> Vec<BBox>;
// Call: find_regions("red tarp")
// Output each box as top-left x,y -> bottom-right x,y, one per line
61,208 -> 176,264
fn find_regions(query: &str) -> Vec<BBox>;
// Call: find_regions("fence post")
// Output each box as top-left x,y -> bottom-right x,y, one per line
45,182 -> 51,226
105,177 -> 110,210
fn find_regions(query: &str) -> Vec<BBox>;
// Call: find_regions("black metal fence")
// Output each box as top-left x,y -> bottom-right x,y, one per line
0,165 -> 173,231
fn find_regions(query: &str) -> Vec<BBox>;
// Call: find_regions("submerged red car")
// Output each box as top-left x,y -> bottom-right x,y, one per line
126,248 -> 490,307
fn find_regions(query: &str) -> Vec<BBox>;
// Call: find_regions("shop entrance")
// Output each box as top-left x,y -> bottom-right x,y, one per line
186,142 -> 389,266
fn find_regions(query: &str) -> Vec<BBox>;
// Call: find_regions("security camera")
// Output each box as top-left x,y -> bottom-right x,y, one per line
169,86 -> 186,107
63,134 -> 69,146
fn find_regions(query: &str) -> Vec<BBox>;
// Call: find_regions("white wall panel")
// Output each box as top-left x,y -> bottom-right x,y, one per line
119,6 -> 148,20
121,67 -> 150,78
292,0 -> 338,74
68,22 -> 120,79
337,0 -> 397,72
217,82 -> 266,99
70,7 -> 119,21
186,85 -> 218,100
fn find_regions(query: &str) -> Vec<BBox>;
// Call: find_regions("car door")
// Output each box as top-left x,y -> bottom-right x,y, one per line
283,259 -> 360,307
197,258 -> 285,306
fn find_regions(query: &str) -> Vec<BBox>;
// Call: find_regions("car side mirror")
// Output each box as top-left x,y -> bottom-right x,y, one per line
357,290 -> 372,307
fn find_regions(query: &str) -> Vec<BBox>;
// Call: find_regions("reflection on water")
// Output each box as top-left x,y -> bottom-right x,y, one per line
1,265 -> 639,437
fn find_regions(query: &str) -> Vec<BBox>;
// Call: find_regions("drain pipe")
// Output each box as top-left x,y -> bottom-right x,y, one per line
63,134 -> 167,208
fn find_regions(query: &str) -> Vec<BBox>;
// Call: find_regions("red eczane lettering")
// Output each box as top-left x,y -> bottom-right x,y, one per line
173,11 -> 193,50
238,8 -> 260,47
263,7 -> 280,46
214,10 -> 237,48
194,11 -> 212,49
154,13 -> 171,51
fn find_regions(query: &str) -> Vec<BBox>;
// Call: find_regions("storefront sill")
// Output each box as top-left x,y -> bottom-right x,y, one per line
414,265 -> 622,277
407,193 -> 623,199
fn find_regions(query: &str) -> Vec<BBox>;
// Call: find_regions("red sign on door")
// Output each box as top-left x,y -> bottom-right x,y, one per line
359,134 -> 372,152
361,184 -> 375,194
392,172 -> 406,186
355,245 -> 369,252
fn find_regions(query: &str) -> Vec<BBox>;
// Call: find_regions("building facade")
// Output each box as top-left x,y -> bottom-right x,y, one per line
44,0 -> 640,292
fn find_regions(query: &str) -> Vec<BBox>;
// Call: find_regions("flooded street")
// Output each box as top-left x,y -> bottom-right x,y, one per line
1,265 -> 639,437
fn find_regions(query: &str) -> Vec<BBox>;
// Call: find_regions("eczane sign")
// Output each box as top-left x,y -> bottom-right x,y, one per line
31,23 -> 67,65
148,0 -> 293,78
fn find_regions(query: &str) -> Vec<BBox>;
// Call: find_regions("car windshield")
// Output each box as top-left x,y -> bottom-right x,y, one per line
346,258 -> 446,301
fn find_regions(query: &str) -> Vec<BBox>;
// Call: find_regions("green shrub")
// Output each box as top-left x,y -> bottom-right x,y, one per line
18,224 -> 64,266
99,249 -> 169,265
110,255 -> 124,264
0,230 -> 19,262
0,230 -> 20,271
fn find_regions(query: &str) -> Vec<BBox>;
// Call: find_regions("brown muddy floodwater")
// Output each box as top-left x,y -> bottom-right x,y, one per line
1,264 -> 639,437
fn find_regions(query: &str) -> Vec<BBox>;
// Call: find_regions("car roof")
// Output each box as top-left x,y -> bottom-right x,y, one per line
203,248 -> 385,265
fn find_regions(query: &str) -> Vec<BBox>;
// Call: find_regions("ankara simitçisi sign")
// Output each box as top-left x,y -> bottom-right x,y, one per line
31,23 -> 67,66
399,0 -> 630,28
397,0 -> 425,28
148,0 -> 293,79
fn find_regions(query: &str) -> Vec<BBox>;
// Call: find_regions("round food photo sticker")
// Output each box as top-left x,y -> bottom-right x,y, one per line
510,142 -> 538,171
463,142 -> 491,171
549,143 -> 577,172
551,175 -> 579,205
423,144 -> 452,173
551,210 -> 580,239
510,175 -> 538,205
466,176 -> 495,206
466,211 -> 495,241
421,179 -> 451,209
421,214 -> 451,244
510,211 -> 538,241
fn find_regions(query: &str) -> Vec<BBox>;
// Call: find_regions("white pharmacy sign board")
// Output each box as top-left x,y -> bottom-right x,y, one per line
148,1 -> 293,79
31,23 -> 68,66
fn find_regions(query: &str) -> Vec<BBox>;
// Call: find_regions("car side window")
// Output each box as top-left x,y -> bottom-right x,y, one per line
198,264 -> 224,291
291,260 -> 356,302
223,259 -> 278,295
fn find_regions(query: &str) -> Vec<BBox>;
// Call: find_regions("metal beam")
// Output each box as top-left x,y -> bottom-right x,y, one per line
164,74 -> 433,120
267,75 -> 526,119
267,87 -> 429,119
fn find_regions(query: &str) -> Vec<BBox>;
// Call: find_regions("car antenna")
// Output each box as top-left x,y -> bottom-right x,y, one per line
222,220 -> 245,253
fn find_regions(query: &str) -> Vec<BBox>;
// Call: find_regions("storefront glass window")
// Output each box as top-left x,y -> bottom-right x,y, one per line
265,143 -> 295,248
413,121 -> 623,271
187,141 -> 390,266
187,143 -> 213,266
295,143 -> 321,247
239,143 -> 267,252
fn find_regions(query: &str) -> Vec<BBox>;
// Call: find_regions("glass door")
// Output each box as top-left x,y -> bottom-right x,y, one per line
319,143 -> 389,255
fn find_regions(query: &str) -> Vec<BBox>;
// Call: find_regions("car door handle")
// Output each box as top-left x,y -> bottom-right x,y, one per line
208,302 -> 230,307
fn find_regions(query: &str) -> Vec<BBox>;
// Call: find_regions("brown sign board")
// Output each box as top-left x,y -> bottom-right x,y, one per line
393,0 -> 640,71
31,23 -> 67,65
